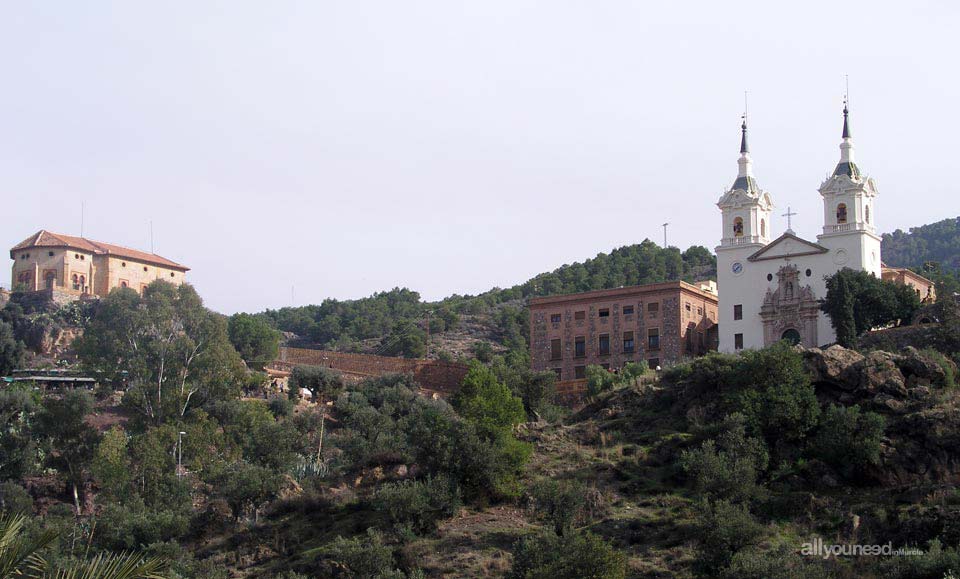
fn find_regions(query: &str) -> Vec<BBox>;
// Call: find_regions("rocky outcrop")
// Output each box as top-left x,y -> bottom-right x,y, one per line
803,345 -> 960,487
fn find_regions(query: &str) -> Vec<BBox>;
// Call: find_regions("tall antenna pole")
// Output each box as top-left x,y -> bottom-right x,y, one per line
662,223 -> 669,248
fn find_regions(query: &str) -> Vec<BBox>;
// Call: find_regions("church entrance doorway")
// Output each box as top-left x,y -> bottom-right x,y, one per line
781,329 -> 801,345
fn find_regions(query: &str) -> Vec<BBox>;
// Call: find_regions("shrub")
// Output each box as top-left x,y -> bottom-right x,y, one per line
678,414 -> 769,503
290,365 -> 345,404
529,479 -> 586,537
269,396 -> 295,418
921,348 -> 958,388
811,404 -> 884,480
0,481 -> 33,515
722,546 -> 833,579
509,531 -> 627,579
373,475 -> 461,535
92,502 -> 191,551
693,499 -> 765,574
322,529 -> 398,578
585,365 -> 617,398
881,538 -> 960,579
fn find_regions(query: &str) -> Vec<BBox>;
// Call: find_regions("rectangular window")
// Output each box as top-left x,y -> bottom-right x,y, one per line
599,308 -> 610,318
648,358 -> 660,370
733,304 -> 743,320
623,331 -> 635,353
647,328 -> 660,350
648,302 -> 659,318
574,336 -> 586,358
685,302 -> 692,312
553,368 -> 563,379
599,334 -> 610,355
734,333 -> 744,350
574,310 -> 585,321
550,313 -> 562,324
622,305 -> 634,316
550,339 -> 562,361
574,365 -> 586,379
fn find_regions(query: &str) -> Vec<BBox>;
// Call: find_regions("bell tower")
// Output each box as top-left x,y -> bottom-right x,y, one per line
816,102 -> 882,276
717,118 -> 774,248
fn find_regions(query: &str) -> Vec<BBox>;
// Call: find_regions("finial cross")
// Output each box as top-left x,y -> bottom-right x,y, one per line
782,206 -> 798,230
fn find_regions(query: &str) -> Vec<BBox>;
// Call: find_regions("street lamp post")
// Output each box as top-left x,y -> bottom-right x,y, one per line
177,431 -> 186,479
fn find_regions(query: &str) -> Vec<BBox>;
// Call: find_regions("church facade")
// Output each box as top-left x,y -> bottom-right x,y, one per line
716,105 -> 882,352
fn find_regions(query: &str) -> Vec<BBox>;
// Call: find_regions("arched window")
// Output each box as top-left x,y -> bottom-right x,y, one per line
120,281 -> 128,288
865,205 -> 870,224
760,218 -> 766,237
72,274 -> 80,291
781,328 -> 801,345
837,203 -> 848,224
44,271 -> 56,289
79,275 -> 86,294
733,217 -> 744,237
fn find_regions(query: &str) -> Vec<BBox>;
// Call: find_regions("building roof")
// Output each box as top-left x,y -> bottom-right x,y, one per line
528,280 -> 718,308
10,230 -> 189,271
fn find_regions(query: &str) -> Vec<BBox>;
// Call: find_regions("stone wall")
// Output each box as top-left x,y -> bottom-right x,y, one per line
276,347 -> 470,395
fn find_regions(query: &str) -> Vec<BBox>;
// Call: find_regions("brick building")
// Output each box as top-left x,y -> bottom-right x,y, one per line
10,230 -> 188,298
529,281 -> 719,380
881,265 -> 936,304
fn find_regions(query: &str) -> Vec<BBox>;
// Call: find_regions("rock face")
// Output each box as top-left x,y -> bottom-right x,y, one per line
802,345 -> 960,487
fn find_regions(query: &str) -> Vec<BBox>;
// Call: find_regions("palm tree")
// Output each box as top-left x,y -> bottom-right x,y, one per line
0,514 -> 168,579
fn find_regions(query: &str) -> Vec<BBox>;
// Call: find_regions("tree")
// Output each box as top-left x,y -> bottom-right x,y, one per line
530,479 -> 586,537
678,414 -> 769,503
210,461 -> 279,522
91,427 -> 132,503
0,387 -> 38,482
451,362 -> 526,441
379,320 -> 427,359
75,282 -> 247,426
509,531 -> 627,579
227,313 -> 280,370
289,366 -> 344,405
811,404 -> 885,479
822,269 -> 922,346
35,391 -> 101,515
0,321 -> 24,377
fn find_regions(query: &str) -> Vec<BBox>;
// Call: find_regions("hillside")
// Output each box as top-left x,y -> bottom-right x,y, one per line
260,240 -> 716,357
882,217 -> 960,272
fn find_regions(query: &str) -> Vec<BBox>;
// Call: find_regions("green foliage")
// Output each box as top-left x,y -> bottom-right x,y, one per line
452,362 -> 526,440
379,319 -> 427,359
321,529 -> 400,579
822,268 -> 922,346
882,217 -> 960,273
75,282 -> 247,426
0,320 -> 24,376
881,538 -> 960,579
268,396 -> 295,418
227,313 -> 280,370
811,404 -> 885,478
0,482 -> 33,516
290,365 -> 345,404
721,545 -> 833,579
529,479 -> 586,537
372,475 -> 461,535
0,386 -> 39,482
693,499 -> 765,575
207,461 -> 280,521
472,341 -> 494,363
35,391 -> 101,509
92,501 -> 191,552
513,370 -> 557,418
91,427 -> 132,503
508,531 -> 627,579
678,414 -> 769,503
585,365 -> 617,398
920,348 -> 958,388
934,297 -> 960,354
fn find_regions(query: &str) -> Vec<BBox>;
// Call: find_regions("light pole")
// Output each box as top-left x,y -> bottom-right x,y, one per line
662,223 -> 669,248
177,431 -> 186,479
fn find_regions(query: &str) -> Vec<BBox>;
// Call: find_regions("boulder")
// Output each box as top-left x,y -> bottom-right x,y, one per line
804,345 -> 865,389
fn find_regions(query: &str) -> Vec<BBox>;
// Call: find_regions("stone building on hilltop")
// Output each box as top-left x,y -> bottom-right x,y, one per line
529,281 -> 719,379
10,230 -> 189,299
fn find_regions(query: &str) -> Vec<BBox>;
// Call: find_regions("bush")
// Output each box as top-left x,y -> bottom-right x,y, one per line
811,404 -> 884,479
373,475 -> 461,535
268,396 -> 295,418
92,501 -> 191,551
693,499 -> 765,574
509,531 -> 627,579
882,538 -> 960,579
0,481 -> 33,515
585,365 -> 617,397
678,414 -> 769,503
529,479 -> 586,536
721,546 -> 833,579
322,529 -> 398,578
921,348 -> 958,388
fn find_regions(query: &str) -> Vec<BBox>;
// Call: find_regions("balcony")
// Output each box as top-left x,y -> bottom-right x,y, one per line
720,235 -> 762,247
823,222 -> 874,234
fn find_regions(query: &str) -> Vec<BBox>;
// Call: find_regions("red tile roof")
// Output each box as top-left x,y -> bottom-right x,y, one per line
10,230 -> 189,271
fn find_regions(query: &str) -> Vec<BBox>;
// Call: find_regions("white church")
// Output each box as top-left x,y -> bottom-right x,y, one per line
716,104 -> 881,352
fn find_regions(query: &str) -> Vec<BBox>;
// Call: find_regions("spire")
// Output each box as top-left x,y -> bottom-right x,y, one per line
832,99 -> 861,179
732,114 -> 760,192
740,117 -> 749,154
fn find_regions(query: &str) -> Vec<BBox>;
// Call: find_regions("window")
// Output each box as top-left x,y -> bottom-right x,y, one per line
685,303 -> 692,313
865,205 -> 871,224
43,270 -> 56,289
550,339 -> 562,361
767,273 -> 773,282
574,336 -> 585,358
697,307 -> 703,315
622,305 -> 634,316
550,313 -> 562,324
121,262 -> 127,267
733,304 -> 743,320
648,302 -> 659,318
599,308 -> 610,318
837,203 -> 848,224
733,217 -> 744,237
79,275 -> 86,293
72,274 -> 80,291
48,251 -> 54,257
623,331 -> 635,353
553,368 -> 563,379
120,280 -> 129,288
760,218 -> 766,237
574,365 -> 586,379
574,310 -> 585,321
805,269 -> 812,277
734,333 -> 744,350
647,328 -> 660,350
143,266 -> 148,272
170,272 -> 175,278
598,334 -> 610,355
648,358 -> 660,370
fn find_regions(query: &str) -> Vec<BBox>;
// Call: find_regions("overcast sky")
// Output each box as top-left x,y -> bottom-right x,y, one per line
2,1 -> 958,313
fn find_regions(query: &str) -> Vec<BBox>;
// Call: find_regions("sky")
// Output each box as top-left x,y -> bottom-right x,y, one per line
2,1 -> 958,314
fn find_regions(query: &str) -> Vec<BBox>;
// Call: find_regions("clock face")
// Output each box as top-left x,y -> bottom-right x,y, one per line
732,262 -> 743,275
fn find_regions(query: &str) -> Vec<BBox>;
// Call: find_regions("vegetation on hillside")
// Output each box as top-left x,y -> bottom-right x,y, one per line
882,216 -> 960,296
